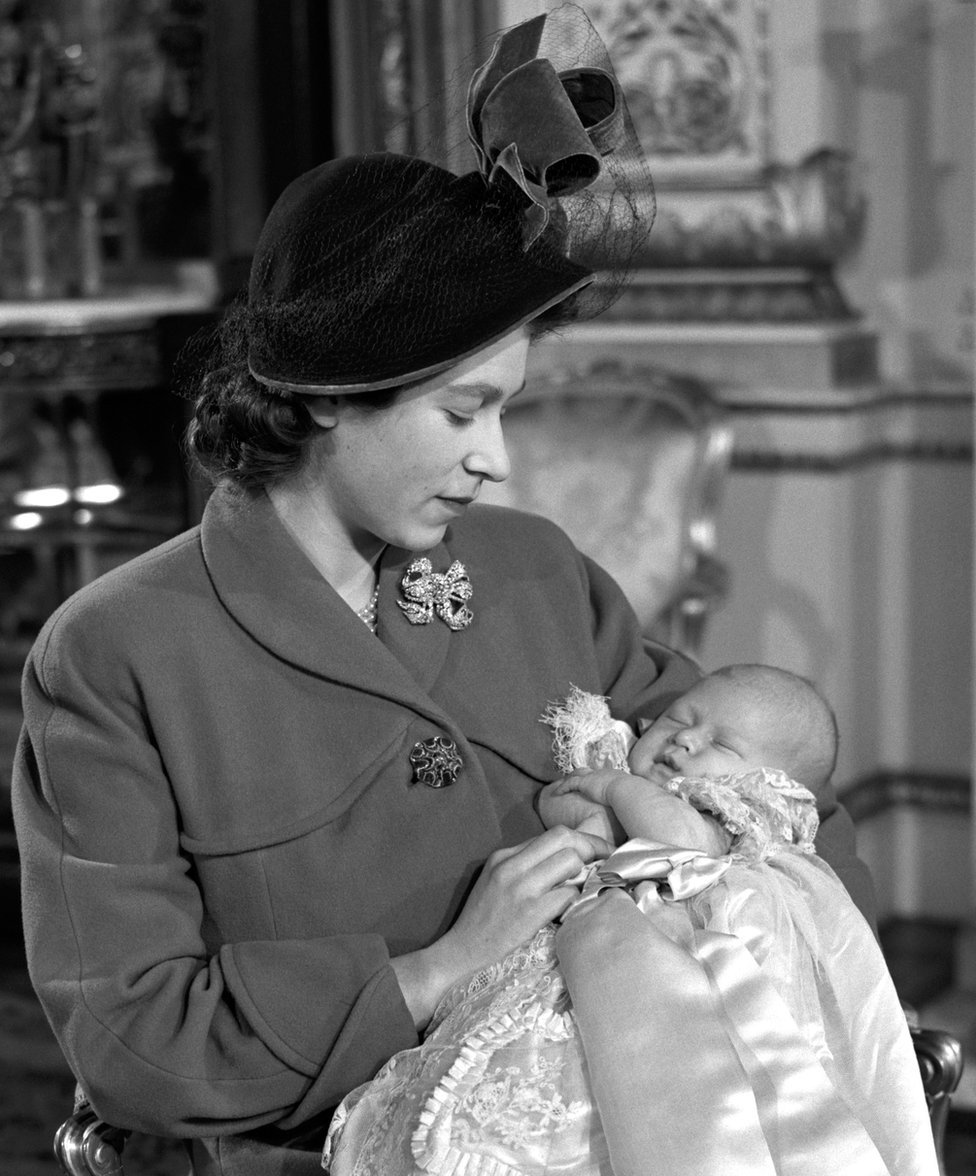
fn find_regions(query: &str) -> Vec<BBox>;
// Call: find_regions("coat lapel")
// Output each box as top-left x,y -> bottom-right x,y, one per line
200,489 -> 450,722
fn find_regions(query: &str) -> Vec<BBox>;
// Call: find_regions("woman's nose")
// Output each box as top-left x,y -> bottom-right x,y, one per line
464,419 -> 511,483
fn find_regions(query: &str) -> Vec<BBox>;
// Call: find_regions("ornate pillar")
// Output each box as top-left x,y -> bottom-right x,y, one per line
567,0 -> 874,384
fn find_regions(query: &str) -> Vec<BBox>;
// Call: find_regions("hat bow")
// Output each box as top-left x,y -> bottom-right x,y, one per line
466,13 -> 625,247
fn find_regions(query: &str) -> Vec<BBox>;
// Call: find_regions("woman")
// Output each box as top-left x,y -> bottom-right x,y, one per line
12,9 -> 875,1175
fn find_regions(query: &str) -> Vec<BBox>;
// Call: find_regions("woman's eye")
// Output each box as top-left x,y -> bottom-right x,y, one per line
446,411 -> 475,427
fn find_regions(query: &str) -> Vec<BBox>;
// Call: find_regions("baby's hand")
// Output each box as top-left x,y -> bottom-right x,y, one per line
537,777 -> 624,846
544,768 -> 632,807
551,768 -> 732,855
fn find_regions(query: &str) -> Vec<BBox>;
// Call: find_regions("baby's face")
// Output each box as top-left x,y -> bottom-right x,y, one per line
630,676 -> 791,784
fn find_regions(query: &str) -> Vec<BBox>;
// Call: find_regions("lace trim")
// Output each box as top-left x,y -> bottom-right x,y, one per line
540,684 -> 634,772
664,767 -> 819,862
410,1000 -> 579,1175
428,926 -> 559,1034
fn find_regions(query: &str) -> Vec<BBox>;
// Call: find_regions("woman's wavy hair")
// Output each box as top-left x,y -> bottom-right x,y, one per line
179,293 -> 578,495
180,299 -> 399,494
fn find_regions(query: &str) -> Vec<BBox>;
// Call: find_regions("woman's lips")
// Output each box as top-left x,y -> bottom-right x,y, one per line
436,495 -> 476,513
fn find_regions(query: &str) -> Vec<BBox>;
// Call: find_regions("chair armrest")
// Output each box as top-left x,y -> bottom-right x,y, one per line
54,1103 -> 129,1176
911,1023 -> 964,1175
649,551 -> 731,655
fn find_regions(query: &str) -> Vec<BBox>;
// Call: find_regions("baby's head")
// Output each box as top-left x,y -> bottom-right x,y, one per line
630,664 -> 838,796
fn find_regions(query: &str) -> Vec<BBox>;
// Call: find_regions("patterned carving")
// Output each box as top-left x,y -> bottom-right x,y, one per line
638,147 -> 867,270
577,1 -> 868,303
585,0 -> 770,169
0,326 -> 161,396
604,270 -> 858,324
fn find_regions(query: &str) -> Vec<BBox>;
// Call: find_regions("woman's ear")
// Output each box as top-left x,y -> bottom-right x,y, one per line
303,396 -> 342,429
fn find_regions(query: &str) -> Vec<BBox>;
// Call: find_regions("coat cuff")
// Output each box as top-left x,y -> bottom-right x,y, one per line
224,936 -> 420,1110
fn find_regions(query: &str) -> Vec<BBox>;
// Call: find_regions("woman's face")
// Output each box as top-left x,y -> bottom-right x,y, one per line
310,328 -> 530,553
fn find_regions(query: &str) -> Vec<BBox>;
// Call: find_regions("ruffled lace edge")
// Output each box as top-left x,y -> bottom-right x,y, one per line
540,684 -> 633,773
664,767 -> 819,862
410,1000 -> 576,1175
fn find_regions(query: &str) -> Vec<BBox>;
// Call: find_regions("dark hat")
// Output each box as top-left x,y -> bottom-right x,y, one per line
246,5 -> 654,394
246,154 -> 594,393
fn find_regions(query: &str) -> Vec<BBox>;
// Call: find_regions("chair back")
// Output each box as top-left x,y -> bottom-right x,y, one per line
481,359 -> 733,655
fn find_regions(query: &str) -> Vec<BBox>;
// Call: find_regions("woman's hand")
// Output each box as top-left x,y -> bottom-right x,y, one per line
392,825 -> 609,1031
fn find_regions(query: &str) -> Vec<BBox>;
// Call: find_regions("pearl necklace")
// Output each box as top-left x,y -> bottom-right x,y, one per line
357,585 -> 380,633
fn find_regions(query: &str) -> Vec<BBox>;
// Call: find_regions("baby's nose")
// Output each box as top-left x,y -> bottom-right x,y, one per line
671,729 -> 696,753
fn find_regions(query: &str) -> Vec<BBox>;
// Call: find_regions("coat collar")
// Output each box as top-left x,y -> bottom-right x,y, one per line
200,488 -> 455,717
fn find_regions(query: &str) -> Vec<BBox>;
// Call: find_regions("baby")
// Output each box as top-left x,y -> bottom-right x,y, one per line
537,662 -> 837,850
323,665 -> 936,1176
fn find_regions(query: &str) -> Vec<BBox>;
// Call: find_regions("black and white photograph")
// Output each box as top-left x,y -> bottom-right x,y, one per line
0,2 -> 972,1173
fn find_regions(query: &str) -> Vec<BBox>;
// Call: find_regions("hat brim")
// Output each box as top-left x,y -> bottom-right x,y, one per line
248,271 -> 594,396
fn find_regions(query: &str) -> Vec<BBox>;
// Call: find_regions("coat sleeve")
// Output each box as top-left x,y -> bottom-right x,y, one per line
580,552 -> 703,723
12,620 -> 419,1139
809,791 -> 879,936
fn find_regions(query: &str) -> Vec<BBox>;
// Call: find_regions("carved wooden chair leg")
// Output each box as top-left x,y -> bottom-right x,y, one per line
911,1023 -> 965,1176
54,1099 -> 129,1176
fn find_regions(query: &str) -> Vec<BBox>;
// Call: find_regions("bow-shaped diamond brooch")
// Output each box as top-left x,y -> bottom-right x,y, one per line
398,558 -> 473,631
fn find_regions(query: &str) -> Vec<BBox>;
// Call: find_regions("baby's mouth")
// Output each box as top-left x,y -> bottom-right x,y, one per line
647,759 -> 677,782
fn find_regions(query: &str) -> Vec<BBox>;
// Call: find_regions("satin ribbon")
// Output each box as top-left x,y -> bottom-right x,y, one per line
566,838 -> 733,914
557,841 -> 911,1176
